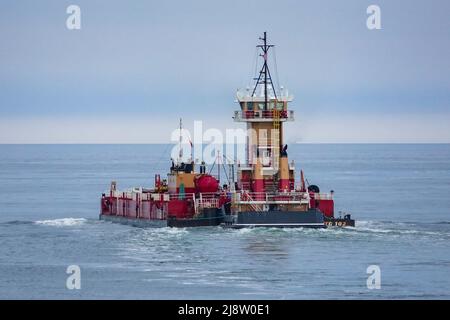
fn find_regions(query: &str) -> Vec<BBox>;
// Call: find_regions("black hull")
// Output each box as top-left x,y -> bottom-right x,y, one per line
100,214 -> 167,227
100,208 -> 224,228
100,211 -> 355,229
324,216 -> 355,227
168,207 -> 225,227
222,208 -> 326,229
167,216 -> 224,227
100,214 -> 224,228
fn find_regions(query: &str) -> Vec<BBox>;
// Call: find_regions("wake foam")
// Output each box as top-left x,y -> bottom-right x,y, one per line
355,220 -> 444,237
35,218 -> 87,227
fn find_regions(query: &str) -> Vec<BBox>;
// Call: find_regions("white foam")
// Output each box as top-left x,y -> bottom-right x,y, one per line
165,227 -> 189,235
355,220 -> 442,236
35,218 -> 87,227
149,227 -> 189,235
233,227 -> 255,234
138,227 -> 189,240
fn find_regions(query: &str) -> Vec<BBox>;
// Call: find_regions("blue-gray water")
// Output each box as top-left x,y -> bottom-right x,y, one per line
0,144 -> 449,299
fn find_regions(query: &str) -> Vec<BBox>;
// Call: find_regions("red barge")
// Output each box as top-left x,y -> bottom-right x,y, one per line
100,33 -> 355,228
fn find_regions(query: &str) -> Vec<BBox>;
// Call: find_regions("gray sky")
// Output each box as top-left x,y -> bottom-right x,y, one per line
0,0 -> 449,143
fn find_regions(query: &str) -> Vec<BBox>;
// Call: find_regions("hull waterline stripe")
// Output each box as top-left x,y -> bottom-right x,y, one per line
231,223 -> 325,226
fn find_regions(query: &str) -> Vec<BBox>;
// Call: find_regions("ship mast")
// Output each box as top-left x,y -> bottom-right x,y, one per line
178,118 -> 182,164
251,31 -> 277,109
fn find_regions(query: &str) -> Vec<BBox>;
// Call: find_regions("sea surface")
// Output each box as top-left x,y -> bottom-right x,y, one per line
0,144 -> 449,299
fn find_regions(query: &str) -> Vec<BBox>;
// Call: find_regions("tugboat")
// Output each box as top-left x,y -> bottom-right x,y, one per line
99,32 -> 355,228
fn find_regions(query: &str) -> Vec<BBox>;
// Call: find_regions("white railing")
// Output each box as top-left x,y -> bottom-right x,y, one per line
233,191 -> 310,204
107,190 -> 332,206
109,190 -> 194,202
233,110 -> 294,122
195,198 -> 219,209
313,193 -> 334,200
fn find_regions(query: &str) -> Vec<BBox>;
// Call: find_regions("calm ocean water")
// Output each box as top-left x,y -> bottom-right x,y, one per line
0,144 -> 449,299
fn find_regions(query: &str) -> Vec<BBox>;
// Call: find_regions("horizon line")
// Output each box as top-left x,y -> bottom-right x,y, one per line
1,142 -> 449,145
